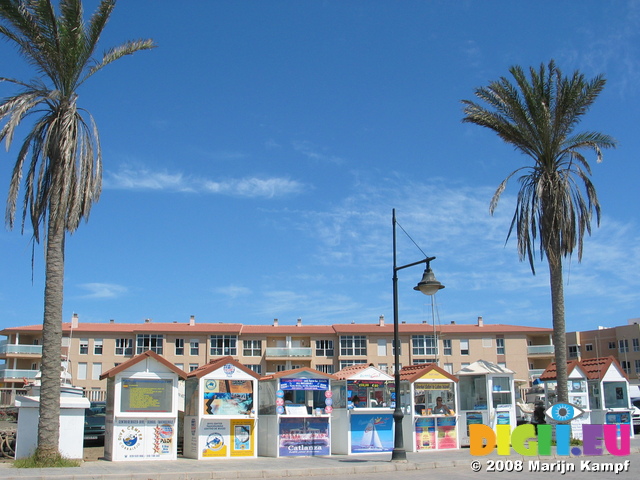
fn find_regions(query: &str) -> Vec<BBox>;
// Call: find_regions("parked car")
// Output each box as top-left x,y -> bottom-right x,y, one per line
84,401 -> 106,445
632,398 -> 640,434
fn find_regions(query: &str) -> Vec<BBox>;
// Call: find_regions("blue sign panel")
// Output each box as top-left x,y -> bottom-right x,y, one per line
280,378 -> 329,391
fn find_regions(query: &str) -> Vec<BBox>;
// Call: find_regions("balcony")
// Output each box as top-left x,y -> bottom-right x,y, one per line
265,347 -> 312,358
0,367 -> 39,381
0,341 -> 43,357
528,369 -> 546,378
527,345 -> 555,356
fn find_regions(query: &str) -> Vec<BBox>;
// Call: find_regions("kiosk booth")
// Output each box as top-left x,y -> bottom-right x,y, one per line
15,373 -> 89,460
581,357 -> 634,438
332,363 -> 395,454
100,350 -> 186,461
182,356 -> 260,459
399,363 -> 460,451
456,360 -> 516,446
539,360 -> 591,440
258,367 -> 337,457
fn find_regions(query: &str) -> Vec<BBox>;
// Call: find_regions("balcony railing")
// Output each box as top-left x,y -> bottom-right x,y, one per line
0,368 -> 39,380
265,347 -> 312,358
528,369 -> 546,378
0,342 -> 43,356
527,345 -> 555,355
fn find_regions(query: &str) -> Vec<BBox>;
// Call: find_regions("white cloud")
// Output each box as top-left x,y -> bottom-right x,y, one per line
105,165 -> 305,198
214,285 -> 253,299
77,283 -> 128,299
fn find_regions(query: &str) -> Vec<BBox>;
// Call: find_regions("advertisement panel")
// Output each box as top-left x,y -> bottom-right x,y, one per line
349,413 -> 393,453
201,419 -> 229,457
230,419 -> 255,456
278,417 -> 330,456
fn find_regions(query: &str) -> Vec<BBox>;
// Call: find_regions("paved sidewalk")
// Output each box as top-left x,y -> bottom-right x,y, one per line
2,438 -> 638,480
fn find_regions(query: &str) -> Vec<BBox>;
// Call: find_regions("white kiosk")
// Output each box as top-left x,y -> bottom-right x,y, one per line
539,360 -> 591,440
100,350 -> 186,461
456,360 -> 516,446
14,374 -> 89,459
582,357 -> 634,438
332,363 -> 394,454
399,363 -> 460,451
183,356 -> 260,459
258,367 -> 336,457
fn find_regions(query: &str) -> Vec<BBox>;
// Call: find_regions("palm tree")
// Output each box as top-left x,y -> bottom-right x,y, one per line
461,60 -> 616,404
0,0 -> 154,460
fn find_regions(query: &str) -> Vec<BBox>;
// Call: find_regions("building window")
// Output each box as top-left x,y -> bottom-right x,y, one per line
633,338 -> 639,352
619,339 -> 629,353
377,339 -> 387,356
77,362 -> 87,380
243,340 -> 262,357
340,359 -> 367,370
210,335 -> 237,356
635,359 -> 640,374
609,341 -> 616,349
460,339 -> 469,356
498,362 -> 507,369
93,339 -> 103,355
316,340 -> 334,357
79,339 -> 89,355
568,345 -> 580,358
621,361 -> 631,375
482,338 -> 492,348
413,358 -> 436,364
174,363 -> 184,371
175,339 -> 184,356
443,363 -> 453,374
443,339 -> 452,356
247,364 -> 262,374
340,336 -> 367,356
316,364 -> 334,374
496,338 -> 505,355
91,363 -> 102,380
392,338 -> 401,356
585,344 -> 593,352
115,338 -> 133,356
189,364 -> 199,372
190,339 -> 199,356
461,362 -> 470,368
136,334 -> 164,354
412,335 -> 438,356
378,363 -> 388,373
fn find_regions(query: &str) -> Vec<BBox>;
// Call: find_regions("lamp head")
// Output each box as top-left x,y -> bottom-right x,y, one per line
413,265 -> 444,295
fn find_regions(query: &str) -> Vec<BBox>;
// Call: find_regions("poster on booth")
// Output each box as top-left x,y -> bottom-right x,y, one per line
415,417 -> 435,451
203,378 -> 254,416
279,417 -> 330,456
201,420 -> 229,457
231,419 -> 255,456
113,418 -> 176,460
349,413 -> 393,453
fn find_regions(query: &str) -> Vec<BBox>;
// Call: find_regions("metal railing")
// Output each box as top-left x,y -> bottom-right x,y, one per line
265,347 -> 312,357
527,345 -> 555,355
0,368 -> 38,380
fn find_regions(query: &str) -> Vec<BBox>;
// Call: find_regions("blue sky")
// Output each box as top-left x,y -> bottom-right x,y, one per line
1,1 -> 639,334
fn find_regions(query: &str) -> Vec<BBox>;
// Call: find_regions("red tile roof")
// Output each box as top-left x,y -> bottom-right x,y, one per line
260,366 -> 337,381
99,350 -> 187,380
185,356 -> 261,379
540,356 -> 627,381
399,363 -> 459,383
333,363 -> 375,380
539,360 -> 580,381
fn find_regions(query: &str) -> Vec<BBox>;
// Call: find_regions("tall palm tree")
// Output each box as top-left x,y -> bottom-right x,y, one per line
0,0 -> 154,459
461,60 -> 616,404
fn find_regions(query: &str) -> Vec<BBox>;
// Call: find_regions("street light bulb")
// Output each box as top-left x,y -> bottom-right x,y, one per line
413,267 -> 445,295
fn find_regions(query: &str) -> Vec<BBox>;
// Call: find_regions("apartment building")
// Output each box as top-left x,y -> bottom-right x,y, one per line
566,318 -> 640,386
0,314 -> 554,403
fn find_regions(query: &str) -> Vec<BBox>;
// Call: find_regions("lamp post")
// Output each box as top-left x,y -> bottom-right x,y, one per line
391,208 -> 444,462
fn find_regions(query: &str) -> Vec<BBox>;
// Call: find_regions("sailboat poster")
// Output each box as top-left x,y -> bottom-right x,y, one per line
349,413 -> 393,453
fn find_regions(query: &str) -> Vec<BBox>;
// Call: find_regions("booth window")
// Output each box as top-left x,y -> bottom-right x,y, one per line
459,375 -> 487,410
210,335 -> 237,356
136,334 -> 164,354
603,382 -> 628,409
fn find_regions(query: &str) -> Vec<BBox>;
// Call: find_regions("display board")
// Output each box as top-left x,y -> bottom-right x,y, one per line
120,379 -> 173,413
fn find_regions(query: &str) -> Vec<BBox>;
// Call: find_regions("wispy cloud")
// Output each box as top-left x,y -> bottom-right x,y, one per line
214,284 -> 253,299
77,283 -> 128,299
292,141 -> 344,165
104,165 -> 305,198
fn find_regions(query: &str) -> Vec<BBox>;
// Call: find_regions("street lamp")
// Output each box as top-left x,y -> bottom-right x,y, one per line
391,208 -> 444,461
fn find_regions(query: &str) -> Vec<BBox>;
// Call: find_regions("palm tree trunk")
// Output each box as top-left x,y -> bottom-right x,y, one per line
36,213 -> 64,460
549,258 -> 568,404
